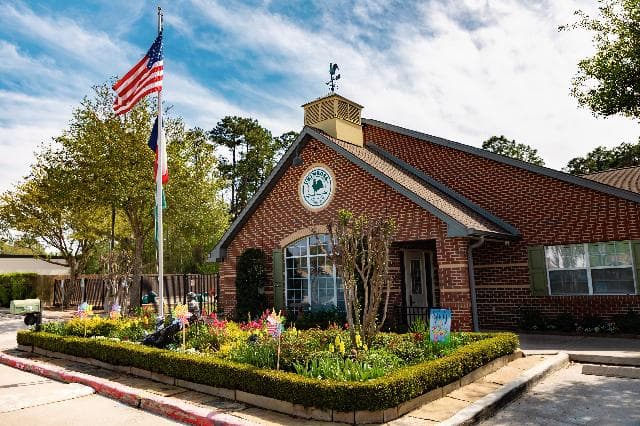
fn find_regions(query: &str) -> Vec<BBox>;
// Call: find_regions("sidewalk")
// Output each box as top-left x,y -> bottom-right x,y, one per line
518,333 -> 640,365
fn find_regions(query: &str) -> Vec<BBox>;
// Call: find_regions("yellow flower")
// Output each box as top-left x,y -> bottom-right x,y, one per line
328,343 -> 335,353
355,334 -> 362,348
338,341 -> 345,355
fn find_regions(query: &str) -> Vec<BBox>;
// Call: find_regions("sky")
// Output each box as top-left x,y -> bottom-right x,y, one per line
0,0 -> 638,193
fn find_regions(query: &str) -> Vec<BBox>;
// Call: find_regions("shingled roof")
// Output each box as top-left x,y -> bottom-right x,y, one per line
325,133 -> 515,236
363,118 -> 640,205
582,166 -> 640,194
209,126 -> 518,261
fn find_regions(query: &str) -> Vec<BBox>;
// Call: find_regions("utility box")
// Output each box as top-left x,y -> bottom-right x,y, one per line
10,299 -> 41,315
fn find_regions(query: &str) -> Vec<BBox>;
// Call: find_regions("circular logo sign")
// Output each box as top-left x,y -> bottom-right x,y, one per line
300,165 -> 334,210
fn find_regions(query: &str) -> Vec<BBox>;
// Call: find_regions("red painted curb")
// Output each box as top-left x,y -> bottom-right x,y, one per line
0,352 -> 252,426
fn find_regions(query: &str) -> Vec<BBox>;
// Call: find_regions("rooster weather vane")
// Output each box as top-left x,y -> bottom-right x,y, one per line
326,63 -> 340,92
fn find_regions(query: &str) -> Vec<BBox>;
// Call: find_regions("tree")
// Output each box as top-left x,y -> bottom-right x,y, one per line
210,117 -> 297,219
561,0 -> 640,119
3,83 -> 230,309
327,210 -> 395,346
55,83 -> 157,307
0,146 -> 107,282
162,127 -> 229,273
565,139 -> 640,174
0,233 -> 45,256
482,135 -> 545,166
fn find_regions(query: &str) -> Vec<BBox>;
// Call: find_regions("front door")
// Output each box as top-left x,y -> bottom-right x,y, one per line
405,250 -> 427,308
404,250 -> 434,325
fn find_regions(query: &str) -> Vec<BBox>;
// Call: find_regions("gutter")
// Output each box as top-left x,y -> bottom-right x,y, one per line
468,235 -> 485,332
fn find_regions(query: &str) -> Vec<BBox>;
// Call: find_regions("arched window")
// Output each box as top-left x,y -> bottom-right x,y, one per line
285,234 -> 344,310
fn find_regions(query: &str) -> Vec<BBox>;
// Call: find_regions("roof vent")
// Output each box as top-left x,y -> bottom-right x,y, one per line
302,93 -> 363,146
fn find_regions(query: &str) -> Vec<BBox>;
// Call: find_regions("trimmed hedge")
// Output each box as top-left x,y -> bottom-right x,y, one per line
0,273 -> 37,307
17,331 -> 518,411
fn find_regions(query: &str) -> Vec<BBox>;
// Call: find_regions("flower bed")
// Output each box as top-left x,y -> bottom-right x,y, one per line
18,315 -> 518,412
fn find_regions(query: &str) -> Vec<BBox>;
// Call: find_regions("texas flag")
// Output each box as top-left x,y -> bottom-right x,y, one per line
148,117 -> 168,184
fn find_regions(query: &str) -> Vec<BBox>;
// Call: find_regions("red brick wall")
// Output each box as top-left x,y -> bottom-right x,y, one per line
219,137 -> 474,330
364,124 -> 640,328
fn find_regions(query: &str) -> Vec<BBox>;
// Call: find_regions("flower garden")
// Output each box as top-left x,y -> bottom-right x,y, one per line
17,306 -> 519,413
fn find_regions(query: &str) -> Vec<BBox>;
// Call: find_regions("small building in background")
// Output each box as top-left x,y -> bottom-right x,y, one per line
0,255 -> 70,307
0,255 -> 70,276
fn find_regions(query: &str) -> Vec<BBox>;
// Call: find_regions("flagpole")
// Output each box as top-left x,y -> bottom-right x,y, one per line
156,6 -> 165,320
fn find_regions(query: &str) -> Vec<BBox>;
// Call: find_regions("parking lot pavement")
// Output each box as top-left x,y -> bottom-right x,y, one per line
481,363 -> 640,426
0,318 -> 25,350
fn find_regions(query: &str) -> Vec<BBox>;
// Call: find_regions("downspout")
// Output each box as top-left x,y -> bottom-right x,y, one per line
468,235 -> 485,332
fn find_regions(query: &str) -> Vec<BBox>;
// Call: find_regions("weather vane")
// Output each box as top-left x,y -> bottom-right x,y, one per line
326,63 -> 340,92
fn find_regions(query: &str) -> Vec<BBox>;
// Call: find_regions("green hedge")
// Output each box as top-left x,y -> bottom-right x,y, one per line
0,273 -> 37,307
17,331 -> 518,411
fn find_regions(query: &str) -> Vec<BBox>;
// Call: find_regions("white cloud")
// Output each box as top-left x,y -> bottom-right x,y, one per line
0,2 -> 132,72
187,0 -> 639,169
1,0 -> 638,198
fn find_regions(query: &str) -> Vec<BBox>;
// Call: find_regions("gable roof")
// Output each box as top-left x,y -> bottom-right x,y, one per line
582,166 -> 640,194
209,127 -> 518,262
363,118 -> 640,205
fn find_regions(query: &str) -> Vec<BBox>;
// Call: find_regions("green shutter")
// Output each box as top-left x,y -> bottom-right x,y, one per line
528,246 -> 549,296
273,249 -> 285,311
631,241 -> 640,294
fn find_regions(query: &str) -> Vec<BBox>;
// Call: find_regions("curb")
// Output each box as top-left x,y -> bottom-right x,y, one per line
582,363 -> 640,379
440,352 -> 570,426
569,353 -> 640,367
0,352 -> 252,426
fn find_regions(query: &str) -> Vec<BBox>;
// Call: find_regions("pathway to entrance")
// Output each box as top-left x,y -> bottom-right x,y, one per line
480,363 -> 640,425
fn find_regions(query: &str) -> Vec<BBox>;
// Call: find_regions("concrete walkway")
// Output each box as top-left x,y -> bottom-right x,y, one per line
480,363 -> 640,426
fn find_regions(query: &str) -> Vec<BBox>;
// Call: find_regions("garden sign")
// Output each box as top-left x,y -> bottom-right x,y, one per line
429,308 -> 451,343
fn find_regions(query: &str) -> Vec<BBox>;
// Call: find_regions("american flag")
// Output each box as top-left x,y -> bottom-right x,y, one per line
113,33 -> 163,115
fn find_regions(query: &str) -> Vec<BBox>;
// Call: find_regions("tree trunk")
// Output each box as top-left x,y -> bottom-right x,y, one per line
129,232 -> 144,310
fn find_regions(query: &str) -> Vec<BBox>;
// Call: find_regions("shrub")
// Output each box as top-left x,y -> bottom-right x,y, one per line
0,273 -> 37,307
580,315 -> 605,331
294,356 -> 387,381
235,248 -> 267,320
519,309 -> 546,331
185,323 -> 221,352
229,338 -> 277,369
39,316 -> 151,340
613,311 -> 640,334
17,330 -> 518,411
553,312 -> 576,332
287,306 -> 347,330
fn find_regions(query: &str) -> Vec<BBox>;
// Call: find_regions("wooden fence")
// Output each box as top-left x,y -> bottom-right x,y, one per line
53,273 -> 218,314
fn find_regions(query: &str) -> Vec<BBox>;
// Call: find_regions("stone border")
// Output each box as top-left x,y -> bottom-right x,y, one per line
440,352 -> 570,426
15,343 -> 522,424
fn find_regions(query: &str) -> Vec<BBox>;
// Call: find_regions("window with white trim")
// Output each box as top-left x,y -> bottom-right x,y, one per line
545,241 -> 636,295
285,235 -> 344,310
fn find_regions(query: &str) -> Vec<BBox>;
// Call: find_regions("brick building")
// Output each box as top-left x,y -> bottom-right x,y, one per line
210,93 -> 640,331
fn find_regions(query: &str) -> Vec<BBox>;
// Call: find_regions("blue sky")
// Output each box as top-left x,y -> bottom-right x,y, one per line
1,0 -> 638,192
